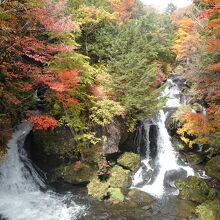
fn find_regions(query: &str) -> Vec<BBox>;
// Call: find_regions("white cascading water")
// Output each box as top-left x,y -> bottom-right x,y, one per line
133,77 -> 194,197
0,123 -> 85,220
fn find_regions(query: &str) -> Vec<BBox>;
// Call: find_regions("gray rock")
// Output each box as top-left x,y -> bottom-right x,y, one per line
164,168 -> 187,188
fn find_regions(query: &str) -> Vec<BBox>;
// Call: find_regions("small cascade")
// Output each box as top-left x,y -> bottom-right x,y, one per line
132,76 -> 195,197
0,123 -> 85,220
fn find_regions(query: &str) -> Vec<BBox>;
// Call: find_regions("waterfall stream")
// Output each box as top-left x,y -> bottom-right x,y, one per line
0,123 -> 85,220
132,77 -> 195,197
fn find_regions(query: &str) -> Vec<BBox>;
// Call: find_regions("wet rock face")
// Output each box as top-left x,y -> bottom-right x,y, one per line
176,176 -> 216,203
103,120 -> 122,155
205,155 -> 220,181
149,125 -> 158,159
164,168 -> 187,189
196,200 -> 220,220
133,122 -> 158,158
30,127 -> 77,171
117,152 -> 140,171
133,122 -> 148,156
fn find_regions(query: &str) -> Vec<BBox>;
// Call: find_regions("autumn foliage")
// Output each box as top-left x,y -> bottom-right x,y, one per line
109,0 -> 135,23
177,112 -> 216,147
0,0 -> 79,131
173,0 -> 220,148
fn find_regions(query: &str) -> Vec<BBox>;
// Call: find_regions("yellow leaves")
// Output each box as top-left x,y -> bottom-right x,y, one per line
76,5 -> 116,27
90,99 -> 125,126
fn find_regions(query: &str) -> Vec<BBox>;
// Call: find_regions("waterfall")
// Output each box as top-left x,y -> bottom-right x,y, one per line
0,123 -> 85,220
132,76 -> 195,197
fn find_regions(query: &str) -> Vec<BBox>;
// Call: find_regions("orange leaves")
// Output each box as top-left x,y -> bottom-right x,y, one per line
109,0 -> 135,23
173,17 -> 201,60
25,114 -> 57,130
177,112 -> 216,147
58,70 -> 80,87
208,62 -> 220,69
196,1 -> 220,70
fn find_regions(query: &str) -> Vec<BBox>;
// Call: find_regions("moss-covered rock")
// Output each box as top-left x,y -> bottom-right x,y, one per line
117,152 -> 140,171
63,162 -> 97,185
127,189 -> 154,207
108,188 -> 124,203
205,155 -> 220,181
87,177 -> 110,201
174,199 -> 196,219
196,200 -> 220,220
50,162 -> 97,185
176,176 -> 216,203
186,153 -> 205,165
107,165 -> 131,188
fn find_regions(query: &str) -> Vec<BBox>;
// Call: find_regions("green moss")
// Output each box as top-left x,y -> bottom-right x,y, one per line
196,200 -> 220,220
186,153 -> 205,165
205,155 -> 220,181
108,188 -> 124,202
50,162 -> 97,185
117,152 -> 140,171
62,162 -> 97,185
107,165 -> 131,188
87,177 -> 110,201
176,176 -> 215,203
174,200 -> 196,219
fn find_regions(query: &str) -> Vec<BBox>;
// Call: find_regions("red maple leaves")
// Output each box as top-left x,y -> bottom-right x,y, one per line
25,114 -> 57,131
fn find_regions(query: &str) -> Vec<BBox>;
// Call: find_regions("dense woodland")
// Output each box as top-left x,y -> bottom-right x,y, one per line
0,0 -> 219,159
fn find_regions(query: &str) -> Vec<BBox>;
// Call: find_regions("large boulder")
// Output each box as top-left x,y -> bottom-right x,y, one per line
117,152 -> 140,171
164,168 -> 187,188
107,165 -> 131,188
87,177 -> 110,201
50,162 -> 97,185
30,127 -> 77,171
196,200 -> 220,220
127,189 -> 154,207
176,176 -> 216,203
87,165 -> 131,201
205,155 -> 220,181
